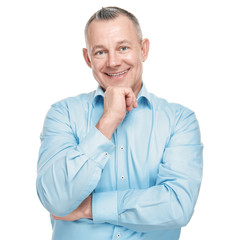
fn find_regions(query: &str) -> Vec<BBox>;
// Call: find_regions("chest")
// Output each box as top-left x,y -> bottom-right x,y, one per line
74,102 -> 171,192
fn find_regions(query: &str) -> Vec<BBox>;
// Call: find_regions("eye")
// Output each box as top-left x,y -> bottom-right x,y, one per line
96,51 -> 105,55
120,46 -> 129,51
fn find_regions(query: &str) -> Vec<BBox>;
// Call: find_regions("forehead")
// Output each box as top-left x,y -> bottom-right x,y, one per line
86,15 -> 139,47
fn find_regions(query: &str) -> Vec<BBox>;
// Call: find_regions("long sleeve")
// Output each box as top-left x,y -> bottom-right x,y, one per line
92,108 -> 203,232
36,102 -> 115,216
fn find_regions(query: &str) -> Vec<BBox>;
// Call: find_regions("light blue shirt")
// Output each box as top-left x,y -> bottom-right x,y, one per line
37,83 -> 203,240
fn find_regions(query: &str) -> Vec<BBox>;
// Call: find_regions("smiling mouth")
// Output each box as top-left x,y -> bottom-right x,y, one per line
105,69 -> 130,77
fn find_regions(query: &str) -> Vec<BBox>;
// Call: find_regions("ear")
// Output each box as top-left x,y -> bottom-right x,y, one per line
141,38 -> 150,62
83,48 -> 92,68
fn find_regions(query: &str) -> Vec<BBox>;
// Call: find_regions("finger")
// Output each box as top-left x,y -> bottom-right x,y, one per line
133,95 -> 137,108
52,214 -> 61,220
125,93 -> 132,108
124,88 -> 136,111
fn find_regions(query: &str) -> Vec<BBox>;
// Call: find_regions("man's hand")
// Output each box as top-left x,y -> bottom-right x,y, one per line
96,87 -> 137,139
52,195 -> 92,221
103,86 -> 138,120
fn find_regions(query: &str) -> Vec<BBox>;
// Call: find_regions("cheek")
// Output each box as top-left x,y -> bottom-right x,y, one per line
90,61 -> 100,76
91,58 -> 105,72
123,51 -> 142,68
90,60 -> 107,85
122,54 -> 136,64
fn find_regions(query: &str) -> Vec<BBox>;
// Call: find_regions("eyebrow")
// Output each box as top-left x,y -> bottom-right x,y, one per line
117,40 -> 132,45
91,45 -> 105,53
91,40 -> 132,53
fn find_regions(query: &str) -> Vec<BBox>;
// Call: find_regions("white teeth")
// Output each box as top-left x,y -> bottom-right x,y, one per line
107,70 -> 128,77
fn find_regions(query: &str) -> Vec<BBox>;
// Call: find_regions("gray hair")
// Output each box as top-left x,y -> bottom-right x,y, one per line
84,6 -> 143,44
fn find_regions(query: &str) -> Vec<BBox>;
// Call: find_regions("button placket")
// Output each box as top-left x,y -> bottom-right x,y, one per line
116,125 -> 128,190
119,145 -> 125,182
113,227 -> 122,240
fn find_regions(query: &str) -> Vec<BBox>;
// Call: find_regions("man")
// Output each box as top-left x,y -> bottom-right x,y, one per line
37,6 -> 203,240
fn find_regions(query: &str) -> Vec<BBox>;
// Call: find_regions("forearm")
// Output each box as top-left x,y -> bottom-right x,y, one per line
96,113 -> 120,140
92,161 -> 202,232
55,142 -> 202,227
37,126 -> 114,216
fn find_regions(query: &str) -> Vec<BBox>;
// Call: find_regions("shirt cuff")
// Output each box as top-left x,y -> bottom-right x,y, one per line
92,191 -> 118,225
77,126 -> 115,169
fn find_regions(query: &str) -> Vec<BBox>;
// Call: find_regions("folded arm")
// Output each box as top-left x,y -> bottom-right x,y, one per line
45,88 -> 203,232
36,102 -> 114,217
92,108 -> 203,231
53,107 -> 203,231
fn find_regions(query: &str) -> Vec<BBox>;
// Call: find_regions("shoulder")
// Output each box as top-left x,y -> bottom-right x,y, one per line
44,91 -> 95,125
51,91 -> 95,111
149,92 -> 199,133
149,92 -> 201,143
149,92 -> 194,117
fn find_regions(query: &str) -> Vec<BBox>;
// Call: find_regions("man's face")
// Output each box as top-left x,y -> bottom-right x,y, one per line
83,15 -> 149,96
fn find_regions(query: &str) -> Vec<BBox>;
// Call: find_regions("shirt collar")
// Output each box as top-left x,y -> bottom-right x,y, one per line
92,85 -> 105,108
136,82 -> 152,108
91,82 -> 152,109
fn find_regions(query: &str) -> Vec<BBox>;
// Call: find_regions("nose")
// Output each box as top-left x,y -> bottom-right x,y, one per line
107,51 -> 121,68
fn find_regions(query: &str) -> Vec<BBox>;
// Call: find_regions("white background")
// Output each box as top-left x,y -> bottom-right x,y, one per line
0,0 -> 240,239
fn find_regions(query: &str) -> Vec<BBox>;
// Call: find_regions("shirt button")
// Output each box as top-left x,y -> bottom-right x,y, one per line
117,233 -> 121,238
121,176 -> 125,180
105,152 -> 108,156
120,146 -> 124,150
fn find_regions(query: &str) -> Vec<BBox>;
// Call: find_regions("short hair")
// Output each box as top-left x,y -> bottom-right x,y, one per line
84,6 -> 143,44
